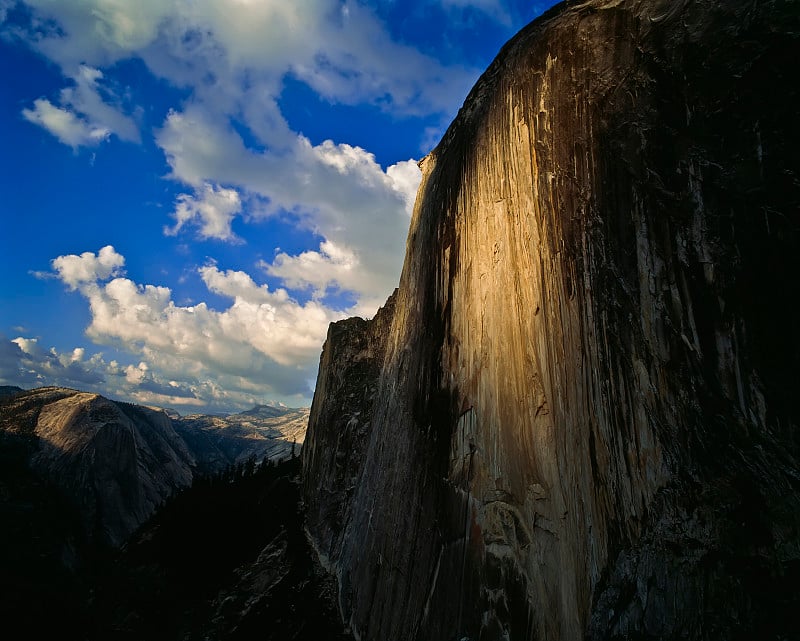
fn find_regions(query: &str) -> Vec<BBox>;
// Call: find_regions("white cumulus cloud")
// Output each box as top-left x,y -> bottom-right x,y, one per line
22,65 -> 139,148
11,0 -> 448,318
0,335 -> 215,409
19,0 -> 478,116
165,183 -> 243,241
3,336 -> 106,389
22,98 -> 110,148
51,245 -> 125,290
46,246 -> 346,402
156,108 -> 421,305
265,240 -> 358,299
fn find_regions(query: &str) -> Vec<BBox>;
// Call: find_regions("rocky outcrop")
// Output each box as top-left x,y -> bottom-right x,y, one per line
0,387 -> 311,546
1,388 -> 195,546
303,291 -> 396,570
303,1 -> 800,640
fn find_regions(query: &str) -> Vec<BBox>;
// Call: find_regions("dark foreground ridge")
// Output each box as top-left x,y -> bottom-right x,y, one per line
303,1 -> 800,640
1,452 -> 350,640
0,387 -> 346,640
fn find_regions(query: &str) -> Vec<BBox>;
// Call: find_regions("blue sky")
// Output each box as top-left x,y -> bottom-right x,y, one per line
0,0 -> 556,413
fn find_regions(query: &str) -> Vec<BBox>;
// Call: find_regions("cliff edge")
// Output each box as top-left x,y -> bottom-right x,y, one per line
303,1 -> 800,639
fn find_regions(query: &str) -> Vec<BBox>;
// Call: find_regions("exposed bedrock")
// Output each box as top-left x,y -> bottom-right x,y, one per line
303,1 -> 800,639
2,388 -> 196,547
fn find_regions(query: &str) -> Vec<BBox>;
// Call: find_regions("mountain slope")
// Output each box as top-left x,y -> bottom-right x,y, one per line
2,387 -> 195,546
302,1 -> 800,639
175,406 -> 308,475
1,387 -> 310,546
1,388 -> 318,640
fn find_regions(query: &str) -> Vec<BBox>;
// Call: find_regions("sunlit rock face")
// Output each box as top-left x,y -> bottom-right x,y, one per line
303,0 -> 800,639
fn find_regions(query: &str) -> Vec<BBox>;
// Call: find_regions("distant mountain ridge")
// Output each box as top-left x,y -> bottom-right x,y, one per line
175,404 -> 308,475
236,402 -> 290,418
0,385 -> 23,399
0,386 -> 308,546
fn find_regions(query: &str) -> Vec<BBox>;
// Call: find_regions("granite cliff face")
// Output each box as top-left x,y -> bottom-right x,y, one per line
303,291 -> 397,565
303,1 -> 800,639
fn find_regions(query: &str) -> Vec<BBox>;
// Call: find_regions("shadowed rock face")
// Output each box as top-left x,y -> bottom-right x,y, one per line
303,292 -> 397,571
303,1 -> 800,640
1,387 -> 195,546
